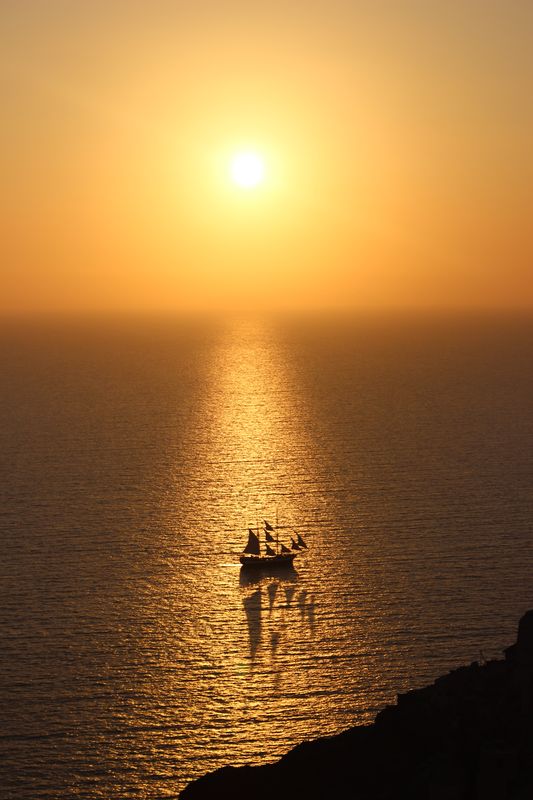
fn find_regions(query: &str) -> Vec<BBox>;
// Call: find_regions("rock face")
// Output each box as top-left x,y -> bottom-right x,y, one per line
180,611 -> 533,799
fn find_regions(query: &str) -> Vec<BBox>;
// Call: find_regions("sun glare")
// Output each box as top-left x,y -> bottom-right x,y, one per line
230,151 -> 265,188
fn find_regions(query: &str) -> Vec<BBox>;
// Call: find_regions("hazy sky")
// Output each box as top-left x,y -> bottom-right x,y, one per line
1,0 -> 532,312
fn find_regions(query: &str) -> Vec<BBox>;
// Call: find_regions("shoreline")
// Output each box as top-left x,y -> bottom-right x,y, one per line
180,610 -> 533,799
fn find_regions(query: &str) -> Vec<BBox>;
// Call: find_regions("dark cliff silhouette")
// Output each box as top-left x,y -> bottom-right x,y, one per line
180,610 -> 533,799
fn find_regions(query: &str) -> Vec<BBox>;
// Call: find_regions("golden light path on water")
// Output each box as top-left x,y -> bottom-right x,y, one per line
157,317 -> 385,786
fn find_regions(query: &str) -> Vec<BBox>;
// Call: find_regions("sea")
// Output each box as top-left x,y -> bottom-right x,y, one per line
0,311 -> 532,799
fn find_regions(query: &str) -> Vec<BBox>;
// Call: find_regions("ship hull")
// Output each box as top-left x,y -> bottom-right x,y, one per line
239,553 -> 297,569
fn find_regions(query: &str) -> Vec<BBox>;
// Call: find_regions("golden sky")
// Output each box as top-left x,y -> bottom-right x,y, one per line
1,0 -> 532,312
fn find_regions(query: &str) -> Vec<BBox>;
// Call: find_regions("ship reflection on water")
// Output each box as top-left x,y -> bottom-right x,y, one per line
241,570 -> 316,661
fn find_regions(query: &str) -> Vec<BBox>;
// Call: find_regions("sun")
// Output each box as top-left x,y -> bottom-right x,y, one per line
229,151 -> 265,189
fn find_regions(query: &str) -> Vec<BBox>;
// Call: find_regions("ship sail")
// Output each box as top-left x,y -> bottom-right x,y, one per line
265,544 -> 276,556
297,534 -> 308,549
265,530 -> 276,543
280,543 -> 291,553
243,529 -> 261,555
264,520 -> 275,531
290,537 -> 301,550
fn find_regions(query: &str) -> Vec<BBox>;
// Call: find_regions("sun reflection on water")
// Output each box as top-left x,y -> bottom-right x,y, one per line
184,316 -> 319,534
154,317 -> 331,781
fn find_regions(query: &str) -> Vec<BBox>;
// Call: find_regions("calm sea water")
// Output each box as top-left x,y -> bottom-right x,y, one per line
1,312 -> 532,799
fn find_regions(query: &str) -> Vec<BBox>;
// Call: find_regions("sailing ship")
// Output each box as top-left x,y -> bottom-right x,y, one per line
240,518 -> 308,569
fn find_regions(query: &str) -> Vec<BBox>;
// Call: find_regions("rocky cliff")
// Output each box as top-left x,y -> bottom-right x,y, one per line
180,610 -> 533,799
